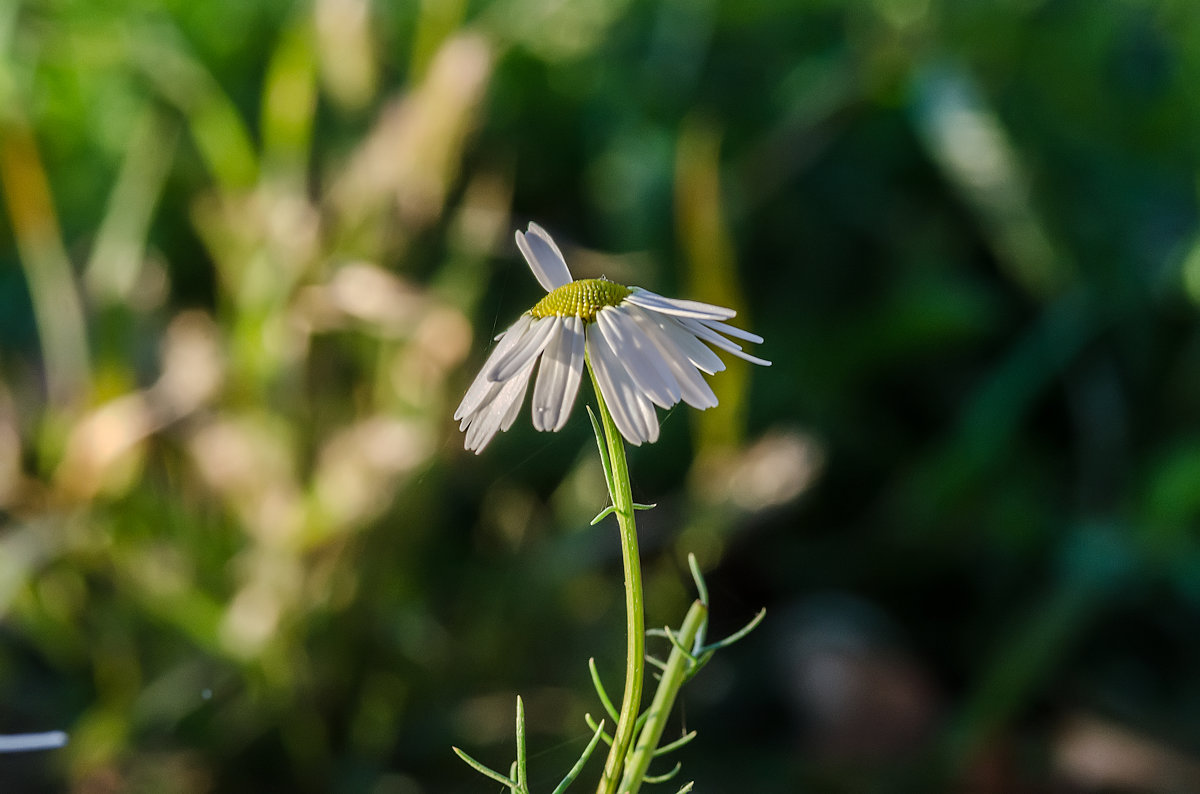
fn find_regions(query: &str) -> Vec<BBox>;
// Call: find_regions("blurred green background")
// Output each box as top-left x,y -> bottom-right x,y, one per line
2,0 -> 1200,791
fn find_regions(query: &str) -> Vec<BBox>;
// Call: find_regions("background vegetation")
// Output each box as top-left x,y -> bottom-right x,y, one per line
2,0 -> 1200,791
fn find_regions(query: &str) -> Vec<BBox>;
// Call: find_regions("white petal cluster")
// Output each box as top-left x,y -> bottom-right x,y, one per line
455,223 -> 770,453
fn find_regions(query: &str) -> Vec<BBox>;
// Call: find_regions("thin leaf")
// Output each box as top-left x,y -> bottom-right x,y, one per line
625,707 -> 652,751
452,747 -> 515,788
686,652 -> 710,686
675,782 -> 695,793
551,720 -> 607,794
591,505 -> 617,525
587,405 -> 616,499
687,554 -> 708,607
583,713 -> 614,746
683,651 -> 714,683
661,622 -> 698,661
642,762 -> 682,784
633,708 -> 651,735
700,608 -> 766,654
653,730 -> 697,757
588,658 -> 620,723
644,654 -> 668,672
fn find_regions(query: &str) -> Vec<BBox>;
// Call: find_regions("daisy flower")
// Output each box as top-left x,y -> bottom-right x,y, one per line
455,223 -> 770,453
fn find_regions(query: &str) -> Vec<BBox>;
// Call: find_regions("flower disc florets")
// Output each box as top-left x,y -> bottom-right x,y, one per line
529,278 -> 631,323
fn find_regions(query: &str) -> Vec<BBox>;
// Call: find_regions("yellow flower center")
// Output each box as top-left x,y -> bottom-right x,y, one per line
529,278 -> 631,323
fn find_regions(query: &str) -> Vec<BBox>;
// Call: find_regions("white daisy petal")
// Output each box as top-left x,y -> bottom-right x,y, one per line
486,316 -> 559,382
647,313 -> 726,375
626,288 -> 737,321
716,344 -> 772,367
532,315 -> 585,431
516,223 -> 573,292
595,307 -> 681,409
459,381 -> 502,429
526,222 -> 568,266
671,359 -> 719,409
586,324 -> 656,445
500,364 -> 534,432
585,324 -> 639,442
626,306 -> 719,410
635,388 -> 660,443
699,318 -> 764,345
677,317 -> 773,367
455,314 -> 534,420
554,316 -> 588,431
555,317 -> 586,431
678,316 -> 742,352
463,359 -> 536,453
456,373 -> 497,425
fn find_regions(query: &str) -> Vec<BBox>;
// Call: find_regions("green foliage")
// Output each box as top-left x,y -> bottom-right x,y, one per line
1,0 -> 1200,791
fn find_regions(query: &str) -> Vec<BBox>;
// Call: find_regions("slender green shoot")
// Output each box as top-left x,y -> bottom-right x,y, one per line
586,406 -> 615,500
618,600 -> 707,793
642,762 -> 682,784
645,655 -> 669,673
452,746 -> 517,789
687,555 -> 709,650
583,713 -> 614,746
699,608 -> 766,655
588,658 -> 619,723
515,696 -> 528,791
551,720 -> 608,794
654,731 -> 697,757
687,554 -> 709,607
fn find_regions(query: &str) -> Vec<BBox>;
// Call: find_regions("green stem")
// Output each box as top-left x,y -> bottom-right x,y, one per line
588,363 -> 645,794
619,601 -> 707,793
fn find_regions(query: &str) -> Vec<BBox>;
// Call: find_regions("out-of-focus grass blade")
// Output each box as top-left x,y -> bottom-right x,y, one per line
0,70 -> 91,407
133,24 -> 259,193
314,0 -> 378,110
411,0 -> 467,80
261,17 -> 317,180
675,117 -> 750,452
910,63 -> 1073,299
85,108 -> 179,305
